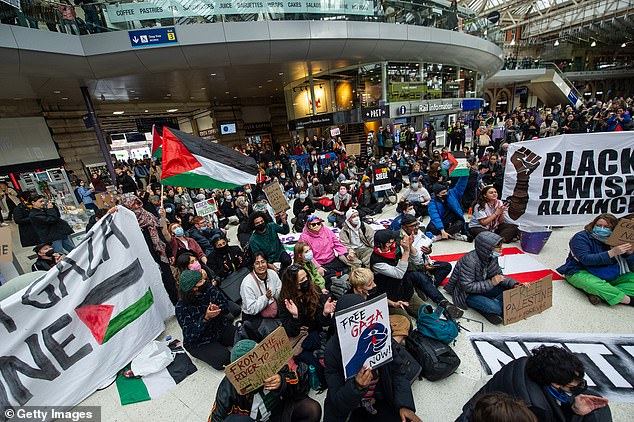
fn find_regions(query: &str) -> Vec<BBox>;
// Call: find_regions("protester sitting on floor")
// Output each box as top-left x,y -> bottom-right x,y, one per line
389,200 -> 415,231
324,293 -> 421,422
299,215 -> 360,280
240,252 -> 282,340
468,185 -> 519,243
293,241 -> 327,292
354,175 -> 385,218
328,184 -> 353,228
210,339 -> 322,422
399,214 -> 462,318
207,234 -> 245,281
458,346 -> 611,422
557,213 -> 634,307
340,209 -> 375,267
401,176 -> 431,219
173,252 -> 241,319
175,270 -> 236,370
470,392 -> 537,422
31,243 -> 63,272
188,216 -> 223,257
86,208 -> 108,232
278,264 -> 336,388
169,222 -> 208,265
253,195 -> 276,221
292,187 -> 315,232
248,210 -> 291,271
444,232 -> 519,324
370,230 -> 423,318
426,173 -> 471,241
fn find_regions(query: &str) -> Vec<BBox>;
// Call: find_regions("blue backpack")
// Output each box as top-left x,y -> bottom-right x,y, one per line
416,305 -> 459,344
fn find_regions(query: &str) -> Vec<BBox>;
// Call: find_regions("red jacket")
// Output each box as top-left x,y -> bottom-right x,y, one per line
170,236 -> 206,261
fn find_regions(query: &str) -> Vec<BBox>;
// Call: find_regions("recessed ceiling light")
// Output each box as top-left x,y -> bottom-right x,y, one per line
278,72 -> 284,76
61,97 -> 68,100
233,96 -> 237,99
190,96 -> 194,99
225,91 -> 230,94
267,79 -> 273,83
166,93 -> 171,96
144,109 -> 149,112
53,90 -> 61,94
210,73 -> 217,76
166,108 -> 178,112
258,85 -> 262,88
201,87 -> 206,90
113,111 -> 124,115
134,97 -> 139,100
130,90 -> 135,93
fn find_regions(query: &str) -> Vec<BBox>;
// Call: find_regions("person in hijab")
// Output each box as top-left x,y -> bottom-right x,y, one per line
253,195 -> 276,222
210,339 -> 322,422
339,209 -> 375,267
557,213 -> 634,307
120,193 -> 178,304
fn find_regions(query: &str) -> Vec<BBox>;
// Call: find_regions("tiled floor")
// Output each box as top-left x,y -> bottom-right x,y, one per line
7,200 -> 634,421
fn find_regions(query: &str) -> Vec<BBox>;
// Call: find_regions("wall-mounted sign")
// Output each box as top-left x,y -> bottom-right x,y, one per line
288,113 -> 334,131
398,105 -> 408,115
362,106 -> 390,121
244,122 -> 273,135
129,27 -> 178,48
199,128 -> 219,138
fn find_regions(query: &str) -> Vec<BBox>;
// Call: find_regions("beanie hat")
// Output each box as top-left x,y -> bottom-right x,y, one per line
179,270 -> 202,292
433,183 -> 448,195
231,339 -> 257,362
361,175 -> 371,183
401,214 -> 417,226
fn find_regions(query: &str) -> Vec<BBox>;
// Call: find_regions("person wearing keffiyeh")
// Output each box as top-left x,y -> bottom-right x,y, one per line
557,213 -> 634,307
120,193 -> 178,304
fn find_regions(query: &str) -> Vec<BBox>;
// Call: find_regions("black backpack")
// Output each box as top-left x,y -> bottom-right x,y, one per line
405,329 -> 460,381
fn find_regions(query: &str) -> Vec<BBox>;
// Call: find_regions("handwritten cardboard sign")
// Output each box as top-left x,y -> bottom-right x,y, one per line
0,227 -> 11,263
503,275 -> 553,325
262,182 -> 290,214
224,326 -> 293,395
193,198 -> 217,217
94,191 -> 122,209
347,143 -> 361,157
334,294 -> 392,379
607,218 -> 634,246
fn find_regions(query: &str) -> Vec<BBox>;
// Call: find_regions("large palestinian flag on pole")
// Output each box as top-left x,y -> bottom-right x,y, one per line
161,128 -> 258,189
151,125 -> 162,159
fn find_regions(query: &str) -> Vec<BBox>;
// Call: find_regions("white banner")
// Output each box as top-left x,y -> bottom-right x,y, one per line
335,294 -> 391,379
502,132 -> 634,227
0,208 -> 173,410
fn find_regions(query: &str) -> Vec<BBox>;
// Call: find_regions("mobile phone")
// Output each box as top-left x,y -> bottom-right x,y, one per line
502,198 -> 511,206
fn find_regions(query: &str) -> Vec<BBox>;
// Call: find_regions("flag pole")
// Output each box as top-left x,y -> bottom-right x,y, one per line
160,183 -> 164,208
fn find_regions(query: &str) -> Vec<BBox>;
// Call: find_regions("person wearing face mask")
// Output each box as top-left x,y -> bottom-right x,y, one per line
328,185 -> 353,228
389,200 -> 415,231
458,346 -> 611,422
175,270 -> 236,370
220,190 -> 238,224
248,210 -> 292,271
253,195 -> 276,221
444,232 -> 519,324
388,162 -> 403,192
169,222 -> 208,266
208,234 -> 246,282
353,176 -> 385,218
292,188 -> 316,232
293,241 -> 327,292
340,209 -> 375,267
557,213 -> 634,307
402,176 -> 431,219
31,243 -> 64,272
309,178 -> 329,211
427,170 -> 471,241
188,216 -> 223,257
278,264 -> 337,388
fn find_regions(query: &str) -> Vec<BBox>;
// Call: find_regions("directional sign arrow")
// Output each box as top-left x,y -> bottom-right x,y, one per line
132,36 -> 139,43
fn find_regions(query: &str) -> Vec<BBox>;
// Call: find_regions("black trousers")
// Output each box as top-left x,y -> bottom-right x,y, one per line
469,223 -> 519,243
426,219 -> 464,236
187,323 -> 236,370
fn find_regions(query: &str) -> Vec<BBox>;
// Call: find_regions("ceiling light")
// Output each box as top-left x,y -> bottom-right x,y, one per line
233,96 -> 237,99
210,73 -> 216,76
201,87 -> 206,90
53,90 -> 61,94
258,85 -> 262,88
267,79 -> 273,83
190,96 -> 194,99
166,108 -> 178,112
134,97 -> 139,100
144,109 -> 149,112
278,72 -> 284,76
166,93 -> 171,97
590,40 -> 596,47
554,40 -> 559,46
225,91 -> 230,94
113,111 -> 124,115
622,42 -> 627,48
129,90 -> 135,93
61,97 -> 68,100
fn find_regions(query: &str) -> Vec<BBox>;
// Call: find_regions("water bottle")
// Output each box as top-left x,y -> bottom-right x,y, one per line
308,365 -> 320,390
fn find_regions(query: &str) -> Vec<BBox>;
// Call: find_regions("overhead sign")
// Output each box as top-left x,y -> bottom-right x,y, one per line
503,275 -> 553,325
0,208 -> 172,408
193,198 -> 218,217
469,332 -> 634,403
129,27 -> 178,48
224,326 -> 293,395
607,218 -> 634,246
335,294 -> 392,379
288,113 -> 334,130
262,182 -> 290,214
0,227 -> 11,262
362,106 -> 389,121
502,133 -> 634,226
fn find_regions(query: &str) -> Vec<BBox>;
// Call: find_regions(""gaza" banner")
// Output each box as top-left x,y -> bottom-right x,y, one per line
502,132 -> 634,226
0,208 -> 173,410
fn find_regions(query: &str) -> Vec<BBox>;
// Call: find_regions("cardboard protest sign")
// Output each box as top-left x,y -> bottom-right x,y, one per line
607,218 -> 634,246
331,127 -> 341,136
193,198 -> 217,217
503,275 -> 553,325
0,208 -> 173,408
373,165 -> 392,192
335,294 -> 392,379
263,182 -> 290,214
0,227 -> 11,262
224,326 -> 293,395
347,143 -> 361,157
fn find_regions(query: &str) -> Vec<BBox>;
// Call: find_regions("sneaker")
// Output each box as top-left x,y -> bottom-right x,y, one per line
439,300 -> 464,319
587,294 -> 602,305
482,313 -> 504,325
453,233 -> 470,242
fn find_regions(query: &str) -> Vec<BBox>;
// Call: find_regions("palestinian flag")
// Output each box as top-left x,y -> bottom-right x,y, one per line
161,128 -> 258,189
116,344 -> 197,405
151,125 -> 163,159
447,151 -> 470,177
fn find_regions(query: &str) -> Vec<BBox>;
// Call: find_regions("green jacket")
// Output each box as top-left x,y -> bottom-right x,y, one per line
249,222 -> 289,262
302,260 -> 326,290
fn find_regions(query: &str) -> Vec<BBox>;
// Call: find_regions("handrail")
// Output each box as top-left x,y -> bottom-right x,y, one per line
542,61 -> 583,103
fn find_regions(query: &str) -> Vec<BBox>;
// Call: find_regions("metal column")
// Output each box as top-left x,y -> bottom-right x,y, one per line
80,86 -> 115,183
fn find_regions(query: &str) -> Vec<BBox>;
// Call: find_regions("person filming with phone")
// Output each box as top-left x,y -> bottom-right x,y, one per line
468,186 -> 519,243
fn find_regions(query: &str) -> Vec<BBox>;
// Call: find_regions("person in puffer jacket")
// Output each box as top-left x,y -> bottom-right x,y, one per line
444,232 -> 518,324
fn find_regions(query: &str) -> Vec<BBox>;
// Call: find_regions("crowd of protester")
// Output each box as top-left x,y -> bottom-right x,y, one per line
6,101 -> 631,421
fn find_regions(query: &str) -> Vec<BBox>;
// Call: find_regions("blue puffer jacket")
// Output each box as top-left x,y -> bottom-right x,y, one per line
557,230 -> 634,281
428,175 -> 468,231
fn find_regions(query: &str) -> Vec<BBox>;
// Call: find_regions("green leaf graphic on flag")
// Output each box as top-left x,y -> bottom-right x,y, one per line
75,259 -> 154,344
